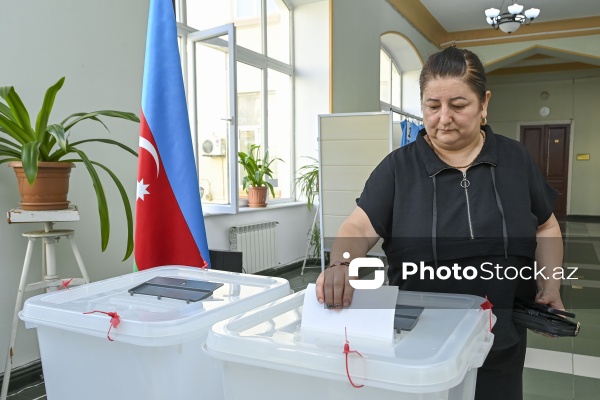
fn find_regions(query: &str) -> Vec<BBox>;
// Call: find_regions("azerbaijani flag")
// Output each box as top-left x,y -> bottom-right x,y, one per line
134,0 -> 210,270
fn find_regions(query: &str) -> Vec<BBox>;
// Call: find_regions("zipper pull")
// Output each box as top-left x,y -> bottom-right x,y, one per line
460,172 -> 470,188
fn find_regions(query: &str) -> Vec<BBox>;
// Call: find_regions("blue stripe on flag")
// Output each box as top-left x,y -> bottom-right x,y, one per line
141,0 -> 211,266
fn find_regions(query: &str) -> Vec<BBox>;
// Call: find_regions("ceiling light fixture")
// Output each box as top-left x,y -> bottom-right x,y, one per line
485,2 -> 540,34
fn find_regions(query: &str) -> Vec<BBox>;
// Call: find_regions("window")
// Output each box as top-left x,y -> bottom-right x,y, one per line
379,48 -> 401,110
266,68 -> 292,198
379,50 -> 391,104
176,0 -> 293,214
380,34 -> 423,119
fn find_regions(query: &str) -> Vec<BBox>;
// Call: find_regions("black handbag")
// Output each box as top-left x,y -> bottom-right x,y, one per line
512,297 -> 580,337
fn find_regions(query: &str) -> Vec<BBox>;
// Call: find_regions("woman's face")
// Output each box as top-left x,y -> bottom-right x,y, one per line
421,77 -> 491,149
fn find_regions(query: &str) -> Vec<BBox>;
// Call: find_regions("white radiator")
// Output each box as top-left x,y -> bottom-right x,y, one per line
229,221 -> 278,273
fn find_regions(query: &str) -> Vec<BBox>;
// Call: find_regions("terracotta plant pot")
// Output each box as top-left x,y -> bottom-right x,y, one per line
247,186 -> 268,208
8,161 -> 75,210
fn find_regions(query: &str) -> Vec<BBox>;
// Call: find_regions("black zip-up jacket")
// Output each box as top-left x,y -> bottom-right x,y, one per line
357,125 -> 558,348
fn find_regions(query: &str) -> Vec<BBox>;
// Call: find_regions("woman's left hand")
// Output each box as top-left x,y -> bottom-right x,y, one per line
534,287 -> 566,338
535,287 -> 565,310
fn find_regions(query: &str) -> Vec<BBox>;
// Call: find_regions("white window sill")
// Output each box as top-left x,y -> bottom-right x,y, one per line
239,201 -> 307,212
204,201 -> 308,217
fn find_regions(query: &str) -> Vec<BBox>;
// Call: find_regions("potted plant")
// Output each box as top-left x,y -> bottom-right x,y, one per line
295,156 -> 319,211
296,156 -> 320,260
238,144 -> 282,208
0,77 -> 139,260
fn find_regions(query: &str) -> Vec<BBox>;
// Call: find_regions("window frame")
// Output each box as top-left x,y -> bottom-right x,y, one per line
188,24 -> 239,214
379,47 -> 403,114
176,0 -> 295,215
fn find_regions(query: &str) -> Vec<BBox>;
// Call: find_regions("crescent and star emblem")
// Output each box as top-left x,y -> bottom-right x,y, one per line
136,136 -> 160,201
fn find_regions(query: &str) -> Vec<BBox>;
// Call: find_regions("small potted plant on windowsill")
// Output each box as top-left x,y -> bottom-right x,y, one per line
238,144 -> 282,208
0,77 -> 139,260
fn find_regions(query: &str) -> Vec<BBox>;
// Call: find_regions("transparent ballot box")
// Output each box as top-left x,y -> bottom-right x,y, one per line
206,289 -> 495,400
19,266 -> 291,400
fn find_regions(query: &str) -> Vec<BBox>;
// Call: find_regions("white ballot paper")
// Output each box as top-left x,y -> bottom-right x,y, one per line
301,283 -> 398,342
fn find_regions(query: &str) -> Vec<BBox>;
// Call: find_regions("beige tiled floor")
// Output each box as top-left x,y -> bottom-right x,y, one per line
523,220 -> 600,399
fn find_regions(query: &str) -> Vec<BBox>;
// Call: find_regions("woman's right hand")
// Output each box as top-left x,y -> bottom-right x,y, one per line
315,263 -> 355,309
314,207 -> 380,310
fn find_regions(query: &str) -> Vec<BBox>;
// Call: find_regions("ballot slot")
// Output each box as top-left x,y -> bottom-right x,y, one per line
128,276 -> 224,303
394,304 -> 424,332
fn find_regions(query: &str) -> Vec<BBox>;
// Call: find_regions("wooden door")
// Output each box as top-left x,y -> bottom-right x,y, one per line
520,124 -> 570,218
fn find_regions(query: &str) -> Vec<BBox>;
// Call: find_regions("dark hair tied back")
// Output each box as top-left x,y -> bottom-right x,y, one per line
419,46 -> 487,103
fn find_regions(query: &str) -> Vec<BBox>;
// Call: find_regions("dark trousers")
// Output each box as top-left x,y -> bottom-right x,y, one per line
475,329 -> 528,400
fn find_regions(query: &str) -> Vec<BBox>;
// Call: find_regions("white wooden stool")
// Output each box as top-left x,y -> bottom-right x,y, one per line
1,206 -> 90,400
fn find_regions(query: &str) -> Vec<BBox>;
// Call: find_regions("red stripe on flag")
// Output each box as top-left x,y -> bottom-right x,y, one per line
134,112 -> 207,270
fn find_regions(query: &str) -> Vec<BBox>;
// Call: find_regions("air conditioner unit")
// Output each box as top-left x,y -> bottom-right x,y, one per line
201,137 -> 226,156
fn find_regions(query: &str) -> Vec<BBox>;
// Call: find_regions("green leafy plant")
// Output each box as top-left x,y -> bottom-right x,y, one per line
296,156 -> 321,260
308,223 -> 321,260
238,144 -> 283,198
0,77 -> 139,260
295,156 -> 319,210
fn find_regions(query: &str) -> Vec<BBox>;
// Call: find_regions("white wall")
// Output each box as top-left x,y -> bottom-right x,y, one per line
0,0 -> 314,375
487,80 -> 575,140
294,1 -> 330,164
572,77 -> 600,215
0,0 -> 148,374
